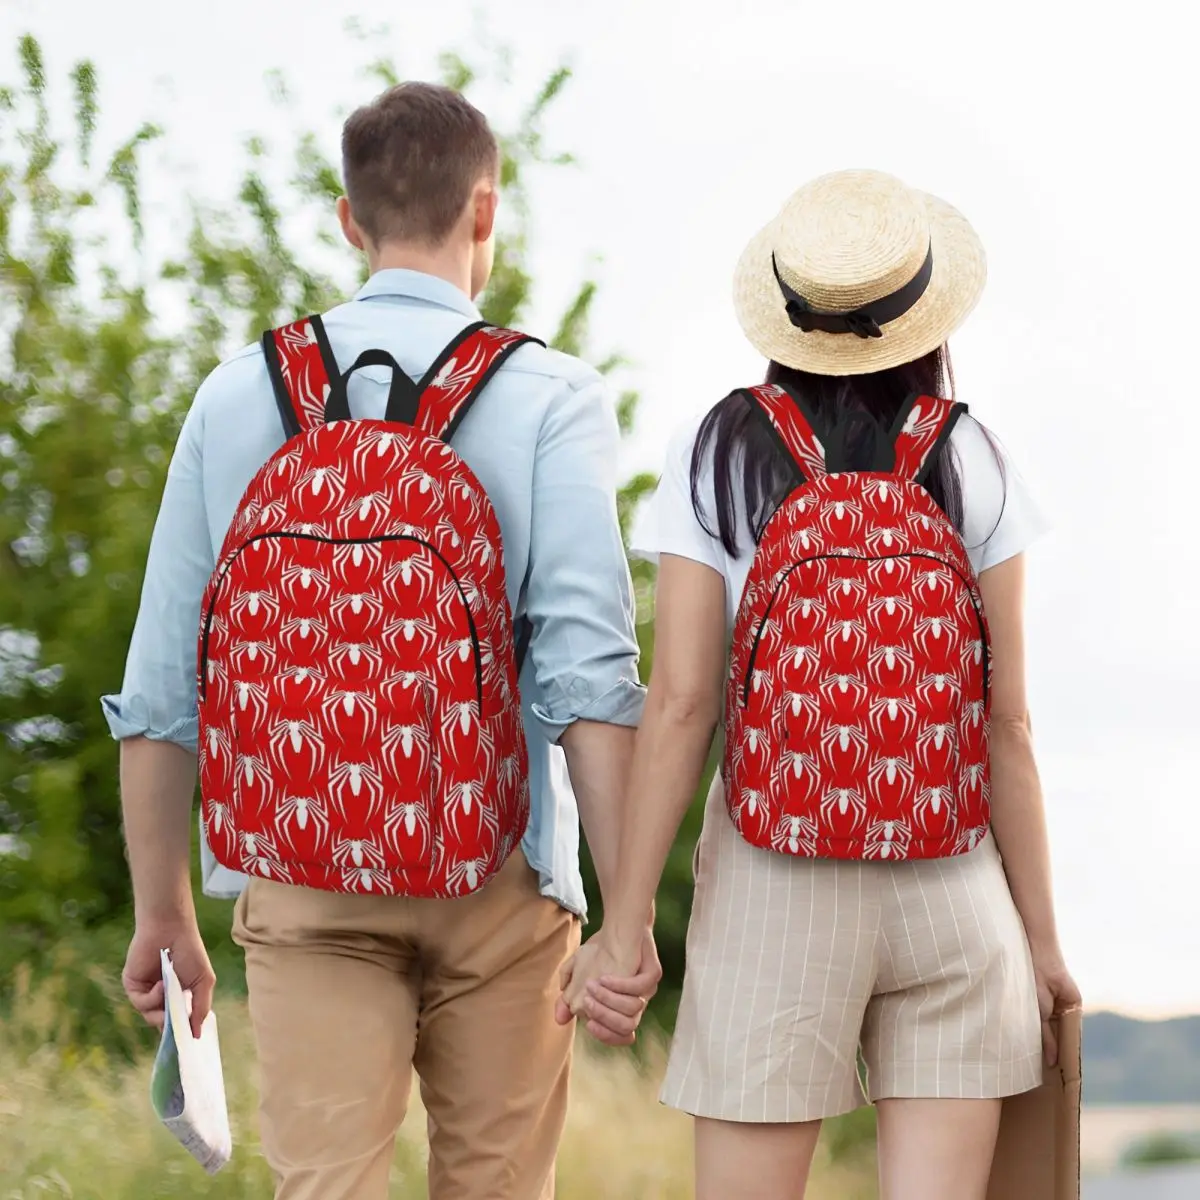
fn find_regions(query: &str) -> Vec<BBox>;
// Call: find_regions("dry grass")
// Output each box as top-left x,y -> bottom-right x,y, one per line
0,969 -> 877,1199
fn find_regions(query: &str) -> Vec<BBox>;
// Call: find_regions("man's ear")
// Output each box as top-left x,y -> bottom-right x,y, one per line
473,181 -> 498,245
337,196 -> 366,251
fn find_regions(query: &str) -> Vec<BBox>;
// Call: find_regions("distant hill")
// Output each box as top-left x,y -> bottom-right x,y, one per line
1084,1012 -> 1200,1104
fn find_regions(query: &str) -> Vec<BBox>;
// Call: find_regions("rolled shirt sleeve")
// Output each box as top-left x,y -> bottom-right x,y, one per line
100,389 -> 216,752
524,374 -> 646,741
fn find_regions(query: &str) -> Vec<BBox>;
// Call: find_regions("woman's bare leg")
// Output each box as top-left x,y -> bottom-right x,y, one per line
694,1116 -> 824,1200
876,1098 -> 1001,1200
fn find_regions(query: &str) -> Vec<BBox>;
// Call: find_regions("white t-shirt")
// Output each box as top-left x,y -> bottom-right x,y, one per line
631,408 -> 1048,626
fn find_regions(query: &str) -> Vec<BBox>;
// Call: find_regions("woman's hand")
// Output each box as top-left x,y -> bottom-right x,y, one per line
556,926 -> 658,1046
1030,943 -> 1082,1066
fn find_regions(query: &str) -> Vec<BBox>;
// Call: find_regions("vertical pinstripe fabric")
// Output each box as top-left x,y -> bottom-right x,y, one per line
661,777 -> 1043,1123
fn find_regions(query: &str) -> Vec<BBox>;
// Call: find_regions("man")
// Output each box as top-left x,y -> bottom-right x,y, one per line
104,81 -> 659,1200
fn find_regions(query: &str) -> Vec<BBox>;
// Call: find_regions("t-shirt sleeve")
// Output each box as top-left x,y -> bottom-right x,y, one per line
954,414 -> 1051,574
629,419 -> 724,574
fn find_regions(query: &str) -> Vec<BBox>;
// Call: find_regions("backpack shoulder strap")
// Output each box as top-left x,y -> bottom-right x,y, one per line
738,383 -> 829,484
889,395 -> 967,483
261,314 -> 343,438
411,322 -> 544,441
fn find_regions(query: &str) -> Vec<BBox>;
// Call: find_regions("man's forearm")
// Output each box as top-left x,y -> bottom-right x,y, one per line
559,719 -> 636,914
120,737 -> 198,926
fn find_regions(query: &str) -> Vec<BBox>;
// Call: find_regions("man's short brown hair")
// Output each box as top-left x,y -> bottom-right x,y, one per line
341,82 -> 499,247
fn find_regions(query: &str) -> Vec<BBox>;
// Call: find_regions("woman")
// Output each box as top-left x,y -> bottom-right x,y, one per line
561,169 -> 1080,1199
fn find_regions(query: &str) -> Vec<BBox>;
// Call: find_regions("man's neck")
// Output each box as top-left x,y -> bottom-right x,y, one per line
367,241 -> 473,300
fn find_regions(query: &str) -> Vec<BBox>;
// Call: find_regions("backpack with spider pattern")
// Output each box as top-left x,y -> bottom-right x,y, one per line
724,384 -> 991,862
197,315 -> 541,897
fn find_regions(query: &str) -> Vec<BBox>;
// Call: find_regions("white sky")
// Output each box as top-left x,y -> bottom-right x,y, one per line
4,0 -> 1198,1017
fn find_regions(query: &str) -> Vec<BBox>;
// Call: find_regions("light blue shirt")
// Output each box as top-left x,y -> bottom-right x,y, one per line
101,269 -> 645,917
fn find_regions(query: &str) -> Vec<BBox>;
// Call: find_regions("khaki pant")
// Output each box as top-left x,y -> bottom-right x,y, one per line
232,851 -> 581,1200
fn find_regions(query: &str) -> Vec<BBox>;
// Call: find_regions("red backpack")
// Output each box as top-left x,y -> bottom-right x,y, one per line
724,384 -> 991,862
197,314 -> 539,897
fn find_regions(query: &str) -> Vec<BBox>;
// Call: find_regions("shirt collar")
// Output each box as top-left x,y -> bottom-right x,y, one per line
353,269 -> 482,320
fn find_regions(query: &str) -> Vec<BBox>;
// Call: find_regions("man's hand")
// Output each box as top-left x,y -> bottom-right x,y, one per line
555,925 -> 661,1046
123,919 -> 215,1040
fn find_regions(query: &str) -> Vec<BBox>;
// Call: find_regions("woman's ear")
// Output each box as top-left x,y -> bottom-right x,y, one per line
336,196 -> 366,251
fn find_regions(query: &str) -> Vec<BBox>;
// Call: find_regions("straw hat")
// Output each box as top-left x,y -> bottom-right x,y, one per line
733,169 -> 986,376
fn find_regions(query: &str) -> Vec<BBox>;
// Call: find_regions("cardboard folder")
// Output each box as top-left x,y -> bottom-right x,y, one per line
987,1007 -> 1083,1200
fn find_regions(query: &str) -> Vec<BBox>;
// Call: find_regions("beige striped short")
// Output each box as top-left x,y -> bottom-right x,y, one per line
661,776 -> 1043,1123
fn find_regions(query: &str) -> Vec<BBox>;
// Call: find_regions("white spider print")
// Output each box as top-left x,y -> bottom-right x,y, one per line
770,813 -> 819,856
496,752 -> 522,789
429,344 -> 488,399
819,723 -> 870,773
916,672 -> 962,706
865,525 -> 909,556
341,867 -> 395,893
819,496 -> 864,538
275,665 -> 326,705
466,526 -> 498,570
206,797 -> 235,838
913,785 -> 955,831
734,787 -> 768,826
328,640 -> 384,679
820,787 -> 867,829
380,720 -> 430,777
267,718 -> 326,774
863,818 -> 911,860
396,464 -> 444,506
953,824 -> 988,855
787,526 -> 825,557
339,491 -> 392,527
825,574 -> 868,605
294,464 -> 347,506
900,401 -> 942,443
228,588 -> 280,626
435,516 -> 464,550
818,671 -> 868,706
275,794 -> 330,851
867,755 -> 916,799
960,638 -> 985,671
445,855 -> 490,894
823,616 -> 869,658
866,592 -> 914,631
328,760 -> 385,819
867,643 -> 915,687
238,829 -> 281,862
959,762 -> 987,798
230,640 -> 277,674
915,722 -> 958,771
915,566 -> 953,599
913,614 -> 961,658
383,553 -> 437,602
780,748 -> 819,782
205,724 -> 232,763
379,670 -> 425,706
321,690 -> 379,740
350,426 -> 409,475
780,643 -> 821,681
746,666 -> 775,701
445,781 -> 500,846
279,562 -> 332,605
382,799 -> 432,860
867,695 -> 918,741
331,836 -> 386,870
280,615 -> 329,653
329,592 -> 384,626
382,615 -> 439,658
231,680 -> 270,724
963,699 -> 986,728
780,690 -> 821,725
434,578 -> 472,627
331,540 -> 384,581
784,592 -> 826,627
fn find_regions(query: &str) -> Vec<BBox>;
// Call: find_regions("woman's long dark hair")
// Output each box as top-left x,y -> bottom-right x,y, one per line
690,346 -> 1000,556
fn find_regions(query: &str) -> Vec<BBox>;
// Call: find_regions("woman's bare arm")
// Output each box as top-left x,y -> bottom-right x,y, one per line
570,553 -> 727,980
978,553 -> 1059,949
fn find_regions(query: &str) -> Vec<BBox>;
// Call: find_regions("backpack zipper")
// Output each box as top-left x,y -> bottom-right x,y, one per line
739,551 -> 989,710
199,531 -> 484,712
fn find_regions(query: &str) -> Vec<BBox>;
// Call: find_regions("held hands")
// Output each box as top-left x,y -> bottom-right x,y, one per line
555,926 -> 661,1046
